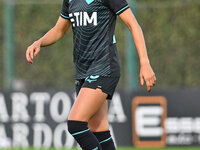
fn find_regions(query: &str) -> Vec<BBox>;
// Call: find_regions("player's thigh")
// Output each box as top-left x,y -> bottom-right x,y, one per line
89,101 -> 109,132
68,88 -> 107,122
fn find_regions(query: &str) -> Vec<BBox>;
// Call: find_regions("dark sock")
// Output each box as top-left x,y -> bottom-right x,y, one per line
93,131 -> 116,150
67,120 -> 102,150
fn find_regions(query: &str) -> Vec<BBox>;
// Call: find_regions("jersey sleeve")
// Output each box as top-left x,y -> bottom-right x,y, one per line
104,0 -> 129,15
60,0 -> 70,20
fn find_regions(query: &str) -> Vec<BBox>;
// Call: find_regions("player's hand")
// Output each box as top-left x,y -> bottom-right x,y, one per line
140,62 -> 156,92
26,41 -> 41,64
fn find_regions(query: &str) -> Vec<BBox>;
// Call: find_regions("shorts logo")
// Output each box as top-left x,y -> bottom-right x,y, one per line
90,75 -> 99,79
85,75 -> 99,83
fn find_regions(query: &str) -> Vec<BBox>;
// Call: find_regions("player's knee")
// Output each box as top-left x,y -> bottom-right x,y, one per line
89,125 -> 109,133
88,118 -> 109,132
68,109 -> 89,122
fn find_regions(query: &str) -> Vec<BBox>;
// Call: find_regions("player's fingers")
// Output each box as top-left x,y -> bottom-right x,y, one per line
30,48 -> 34,60
147,77 -> 153,86
152,75 -> 156,86
26,47 -> 33,64
140,75 -> 144,87
146,80 -> 152,92
26,49 -> 30,62
152,82 -> 155,87
147,86 -> 152,92
151,77 -> 156,86
34,47 -> 40,56
26,49 -> 31,62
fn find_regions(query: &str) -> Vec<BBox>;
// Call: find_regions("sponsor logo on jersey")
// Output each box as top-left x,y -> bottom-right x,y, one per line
69,12 -> 97,27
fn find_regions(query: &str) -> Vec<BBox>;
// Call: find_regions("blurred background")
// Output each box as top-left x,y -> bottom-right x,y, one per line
1,0 -> 200,91
1,0 -> 200,149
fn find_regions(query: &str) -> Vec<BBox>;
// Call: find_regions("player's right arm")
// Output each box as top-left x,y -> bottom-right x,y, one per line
26,17 -> 71,64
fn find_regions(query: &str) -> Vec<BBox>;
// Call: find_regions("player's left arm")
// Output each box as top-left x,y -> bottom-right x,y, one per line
119,8 -> 156,92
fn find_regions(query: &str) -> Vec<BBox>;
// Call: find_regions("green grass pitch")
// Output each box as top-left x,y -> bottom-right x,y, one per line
1,147 -> 200,150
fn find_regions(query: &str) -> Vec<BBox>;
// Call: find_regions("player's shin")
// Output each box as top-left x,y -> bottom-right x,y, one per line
67,120 -> 102,150
93,131 -> 116,150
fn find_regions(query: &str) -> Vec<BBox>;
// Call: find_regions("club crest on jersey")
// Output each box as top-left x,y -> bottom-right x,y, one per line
69,12 -> 97,27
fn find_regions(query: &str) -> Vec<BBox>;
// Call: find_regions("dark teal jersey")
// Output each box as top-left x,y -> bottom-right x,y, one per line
61,0 -> 129,79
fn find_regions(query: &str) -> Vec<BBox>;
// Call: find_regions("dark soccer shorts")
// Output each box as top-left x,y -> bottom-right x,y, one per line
75,75 -> 120,100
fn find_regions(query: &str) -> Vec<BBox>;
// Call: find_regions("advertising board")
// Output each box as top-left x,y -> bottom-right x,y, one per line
0,89 -> 200,148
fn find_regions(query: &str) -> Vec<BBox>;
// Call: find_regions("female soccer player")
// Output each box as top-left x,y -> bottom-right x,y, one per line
26,0 -> 156,149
